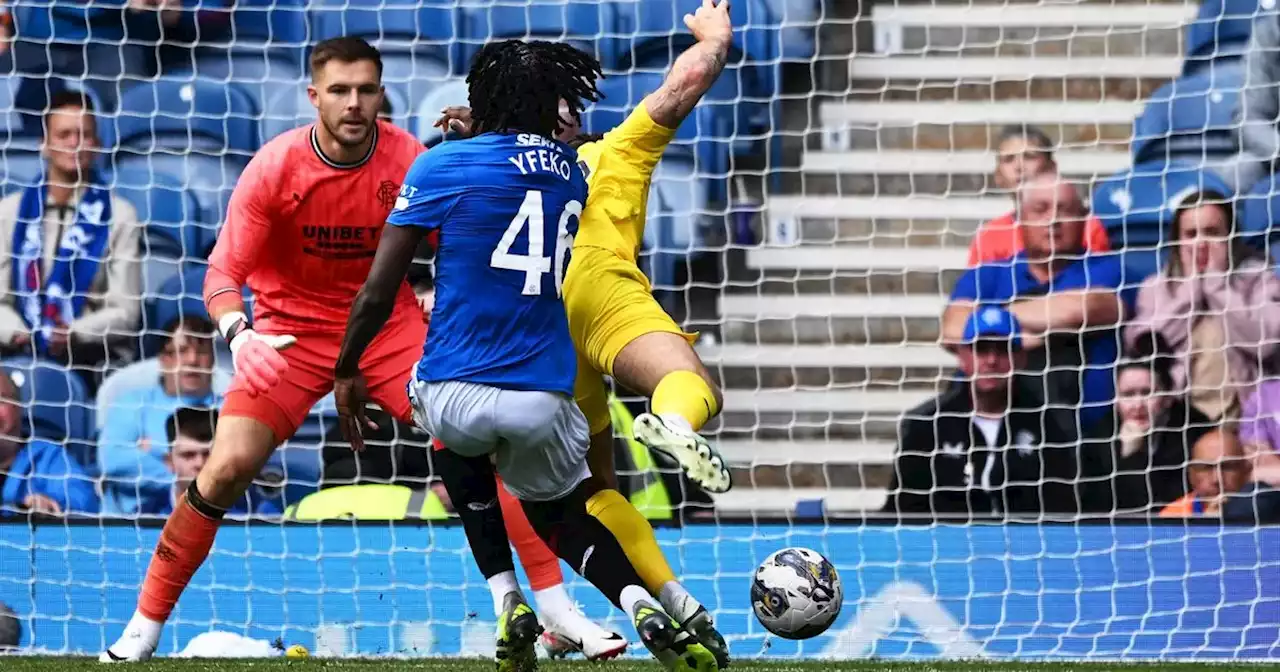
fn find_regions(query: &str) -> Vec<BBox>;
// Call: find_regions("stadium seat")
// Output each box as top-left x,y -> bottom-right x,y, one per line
310,0 -> 461,71
1237,173 -> 1280,252
1130,63 -> 1243,167
94,359 -> 233,433
0,145 -> 44,197
611,0 -> 780,100
112,77 -> 260,155
642,156 -> 710,296
0,356 -> 93,450
111,153 -> 245,231
1183,0 -> 1262,75
455,0 -> 612,68
113,169 -> 205,258
413,78 -> 469,146
584,71 -> 737,200
1092,160 -> 1235,269
141,265 -> 215,359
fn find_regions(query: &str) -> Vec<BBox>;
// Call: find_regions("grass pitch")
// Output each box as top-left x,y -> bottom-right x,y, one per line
3,659 -> 1279,672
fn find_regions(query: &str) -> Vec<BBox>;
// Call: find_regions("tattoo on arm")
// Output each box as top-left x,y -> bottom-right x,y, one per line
644,40 -> 730,129
336,224 -> 425,377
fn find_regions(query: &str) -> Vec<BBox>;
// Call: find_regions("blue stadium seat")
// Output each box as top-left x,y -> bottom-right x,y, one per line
456,1 -> 612,68
611,0 -> 780,99
0,357 -> 93,449
112,77 -> 260,156
141,265 -> 213,358
413,78 -> 469,146
1183,0 -> 1262,75
1238,173 -> 1280,252
113,168 -> 209,297
310,0 -> 461,71
113,169 -> 205,258
112,153 -> 244,231
0,145 -> 43,197
641,156 -> 710,298
1130,64 -> 1243,167
1092,161 -> 1235,276
379,55 -> 451,130
584,71 -> 739,201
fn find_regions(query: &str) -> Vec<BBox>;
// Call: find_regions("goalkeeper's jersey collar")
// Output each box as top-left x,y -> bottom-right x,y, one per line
310,124 -> 379,170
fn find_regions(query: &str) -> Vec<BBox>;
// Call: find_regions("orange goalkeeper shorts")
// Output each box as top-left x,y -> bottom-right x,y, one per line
222,317 -> 426,444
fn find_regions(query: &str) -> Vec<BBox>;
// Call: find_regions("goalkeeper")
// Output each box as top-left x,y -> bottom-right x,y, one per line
430,0 -> 735,665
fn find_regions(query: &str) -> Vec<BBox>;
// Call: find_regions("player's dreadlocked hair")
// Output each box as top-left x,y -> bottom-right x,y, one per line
567,133 -> 605,149
468,40 -> 603,138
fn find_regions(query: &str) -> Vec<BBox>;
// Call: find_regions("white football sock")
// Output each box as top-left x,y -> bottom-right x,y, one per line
659,581 -> 701,624
619,584 -> 655,618
533,584 -> 577,624
487,571 -> 521,617
657,414 -> 694,433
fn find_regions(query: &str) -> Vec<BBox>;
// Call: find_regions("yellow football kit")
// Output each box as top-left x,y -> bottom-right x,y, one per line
564,104 -> 698,435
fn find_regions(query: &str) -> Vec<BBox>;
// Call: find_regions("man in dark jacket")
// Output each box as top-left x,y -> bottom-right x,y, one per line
885,305 -> 1081,517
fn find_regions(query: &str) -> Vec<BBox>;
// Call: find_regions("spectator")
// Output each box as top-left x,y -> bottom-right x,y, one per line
0,91 -> 141,364
1161,428 -> 1252,518
135,407 -> 281,517
1236,379 -> 1280,488
0,369 -> 98,515
0,601 -> 18,651
98,316 -> 219,515
943,174 -> 1135,427
1125,191 -> 1280,422
1081,333 -> 1212,515
967,125 -> 1110,266
884,305 -> 1080,517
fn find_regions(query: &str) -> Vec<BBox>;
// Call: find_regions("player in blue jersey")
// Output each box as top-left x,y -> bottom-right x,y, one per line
334,40 -> 718,672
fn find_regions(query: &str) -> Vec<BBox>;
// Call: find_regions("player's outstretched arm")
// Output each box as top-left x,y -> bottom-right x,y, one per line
642,0 -> 733,130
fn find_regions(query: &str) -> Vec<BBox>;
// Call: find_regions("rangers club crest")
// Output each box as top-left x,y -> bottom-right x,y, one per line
377,180 -> 399,209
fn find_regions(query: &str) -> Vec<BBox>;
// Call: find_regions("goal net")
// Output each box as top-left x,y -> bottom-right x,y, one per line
0,0 -> 1278,661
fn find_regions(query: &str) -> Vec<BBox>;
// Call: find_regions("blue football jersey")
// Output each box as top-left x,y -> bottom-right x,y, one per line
387,133 -> 587,395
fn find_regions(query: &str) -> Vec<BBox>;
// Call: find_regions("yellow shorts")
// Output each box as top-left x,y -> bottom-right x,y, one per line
565,245 -> 697,376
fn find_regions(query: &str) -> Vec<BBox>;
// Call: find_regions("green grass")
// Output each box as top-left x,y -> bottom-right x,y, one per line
3,659 -> 1279,672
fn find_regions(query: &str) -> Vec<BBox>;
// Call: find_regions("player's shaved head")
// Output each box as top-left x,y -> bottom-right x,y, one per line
467,40 -> 603,139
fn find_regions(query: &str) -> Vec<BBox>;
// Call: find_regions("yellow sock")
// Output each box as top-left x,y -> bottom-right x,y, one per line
650,370 -> 719,432
586,489 -> 675,595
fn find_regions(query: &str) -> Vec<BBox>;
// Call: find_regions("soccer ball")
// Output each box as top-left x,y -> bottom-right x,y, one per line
750,547 -> 843,639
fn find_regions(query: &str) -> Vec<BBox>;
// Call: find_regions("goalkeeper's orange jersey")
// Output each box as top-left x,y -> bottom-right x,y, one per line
205,121 -> 425,334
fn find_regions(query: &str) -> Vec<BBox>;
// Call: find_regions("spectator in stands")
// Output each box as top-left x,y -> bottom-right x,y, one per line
0,91 -> 141,364
1160,428 -> 1253,518
1081,332 -> 1211,515
943,174 -> 1135,428
0,369 -> 97,515
1125,191 -> 1280,423
967,125 -> 1110,266
885,305 -> 1080,517
1236,379 -> 1280,488
98,316 -> 219,515
135,407 -> 281,517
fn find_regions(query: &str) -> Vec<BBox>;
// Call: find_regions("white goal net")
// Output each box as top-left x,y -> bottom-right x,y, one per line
0,0 -> 1277,661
